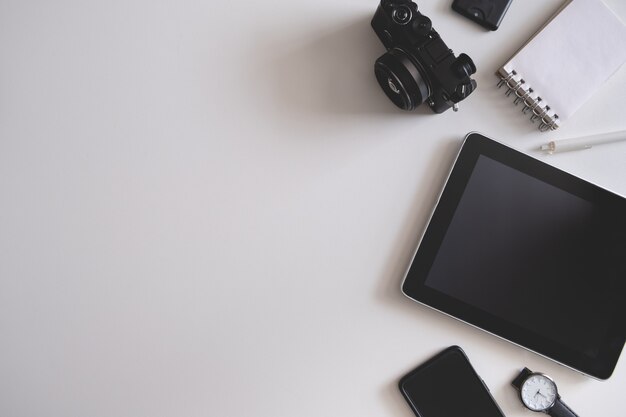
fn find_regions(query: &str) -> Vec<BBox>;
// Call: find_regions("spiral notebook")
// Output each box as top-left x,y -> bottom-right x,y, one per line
496,0 -> 626,131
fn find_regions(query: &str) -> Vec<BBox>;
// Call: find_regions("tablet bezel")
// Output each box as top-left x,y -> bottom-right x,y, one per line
401,132 -> 625,380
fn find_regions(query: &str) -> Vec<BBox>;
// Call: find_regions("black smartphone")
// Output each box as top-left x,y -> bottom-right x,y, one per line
451,0 -> 513,31
399,346 -> 505,417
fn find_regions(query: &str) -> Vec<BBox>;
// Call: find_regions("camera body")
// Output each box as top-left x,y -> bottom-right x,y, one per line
371,0 -> 477,113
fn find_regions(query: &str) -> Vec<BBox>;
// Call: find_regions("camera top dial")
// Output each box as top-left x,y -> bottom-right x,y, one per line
392,5 -> 413,25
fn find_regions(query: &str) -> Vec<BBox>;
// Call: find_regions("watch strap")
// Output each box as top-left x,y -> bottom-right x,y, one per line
549,397 -> 579,417
511,367 -> 533,390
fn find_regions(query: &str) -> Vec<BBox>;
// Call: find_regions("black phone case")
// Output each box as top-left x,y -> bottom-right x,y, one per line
452,0 -> 513,31
398,346 -> 505,417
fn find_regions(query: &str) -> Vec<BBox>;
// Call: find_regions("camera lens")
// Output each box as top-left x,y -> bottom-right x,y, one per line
392,6 -> 412,25
374,48 -> 430,111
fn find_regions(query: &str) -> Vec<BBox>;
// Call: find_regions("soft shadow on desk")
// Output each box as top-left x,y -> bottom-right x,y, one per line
380,377 -> 418,417
368,138 -> 461,416
374,138 -> 460,311
262,16 -> 432,119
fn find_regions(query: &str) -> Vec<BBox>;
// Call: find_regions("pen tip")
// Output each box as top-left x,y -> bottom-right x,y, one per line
540,142 -> 555,154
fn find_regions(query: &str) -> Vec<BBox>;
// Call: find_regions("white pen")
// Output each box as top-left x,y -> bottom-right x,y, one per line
541,130 -> 626,154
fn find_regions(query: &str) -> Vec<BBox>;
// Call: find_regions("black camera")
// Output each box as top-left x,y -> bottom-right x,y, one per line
371,0 -> 477,113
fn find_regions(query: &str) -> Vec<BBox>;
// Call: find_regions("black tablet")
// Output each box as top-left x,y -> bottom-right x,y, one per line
401,133 -> 626,379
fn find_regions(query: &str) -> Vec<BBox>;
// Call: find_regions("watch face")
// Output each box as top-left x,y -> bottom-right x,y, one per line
520,374 -> 557,411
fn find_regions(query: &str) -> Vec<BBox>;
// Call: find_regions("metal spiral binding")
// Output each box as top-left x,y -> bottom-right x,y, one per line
496,69 -> 560,131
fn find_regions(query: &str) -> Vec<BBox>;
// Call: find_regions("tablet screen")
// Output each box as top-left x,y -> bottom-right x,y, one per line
402,133 -> 625,379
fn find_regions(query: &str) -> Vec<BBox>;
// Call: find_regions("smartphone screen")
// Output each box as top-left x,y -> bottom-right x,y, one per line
399,346 -> 505,417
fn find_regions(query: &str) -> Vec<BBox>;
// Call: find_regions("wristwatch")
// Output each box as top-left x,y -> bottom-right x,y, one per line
511,368 -> 579,417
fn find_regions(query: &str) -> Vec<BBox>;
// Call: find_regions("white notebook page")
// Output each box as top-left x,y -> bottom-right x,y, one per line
503,0 -> 626,121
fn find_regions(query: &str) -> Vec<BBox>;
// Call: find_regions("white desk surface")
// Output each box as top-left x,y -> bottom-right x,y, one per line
1,1 -> 625,416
